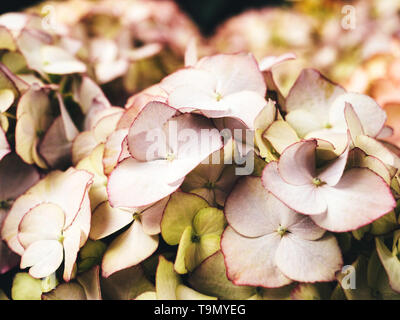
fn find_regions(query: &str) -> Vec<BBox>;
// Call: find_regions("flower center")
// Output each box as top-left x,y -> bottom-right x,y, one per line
276,225 -> 287,237
324,123 -> 332,129
312,177 -> 326,187
166,153 -> 176,162
58,234 -> 64,244
215,91 -> 223,102
204,181 -> 215,189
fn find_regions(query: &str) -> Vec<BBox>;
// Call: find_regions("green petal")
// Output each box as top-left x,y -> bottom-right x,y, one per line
337,256 -> 373,300
78,239 -> 107,273
161,192 -> 208,245
101,265 -> 154,300
185,234 -> 221,272
376,237 -> 400,293
42,283 -> 87,300
175,284 -> 217,300
174,226 -> 193,274
370,211 -> 397,236
291,283 -> 332,300
156,256 -> 181,300
193,207 -> 225,236
189,251 -> 256,300
11,273 -> 42,300
368,250 -> 400,300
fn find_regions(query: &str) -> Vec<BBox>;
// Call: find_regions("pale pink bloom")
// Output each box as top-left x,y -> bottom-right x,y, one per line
1,168 -> 93,281
160,53 -> 267,129
107,101 -> 223,208
221,176 -> 342,287
262,139 -> 396,232
285,69 -> 387,154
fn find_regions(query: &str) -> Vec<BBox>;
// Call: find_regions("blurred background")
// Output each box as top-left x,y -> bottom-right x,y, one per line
1,0 -> 288,35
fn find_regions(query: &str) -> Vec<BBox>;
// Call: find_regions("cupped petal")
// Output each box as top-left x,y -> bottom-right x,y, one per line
278,140 -> 317,186
18,203 -> 65,249
40,45 -> 86,75
275,233 -> 342,282
312,168 -> 396,232
167,85 -> 222,113
2,194 -> 42,255
217,91 -> 267,129
128,101 -> 177,161
263,120 -> 299,155
102,220 -> 159,278
196,53 -> 266,97
221,227 -> 292,288
107,157 -> 184,208
141,197 -> 169,236
286,110 -> 323,138
21,240 -> 64,279
262,162 -> 327,215
318,145 -> 349,187
90,202 -> 134,240
330,92 -> 386,138
355,134 -> 400,169
161,68 -> 217,94
286,69 -> 346,126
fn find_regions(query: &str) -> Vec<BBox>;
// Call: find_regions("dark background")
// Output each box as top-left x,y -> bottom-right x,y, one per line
0,0 -> 288,35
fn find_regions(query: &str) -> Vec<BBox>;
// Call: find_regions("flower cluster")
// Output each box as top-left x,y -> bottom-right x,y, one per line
0,0 -> 400,301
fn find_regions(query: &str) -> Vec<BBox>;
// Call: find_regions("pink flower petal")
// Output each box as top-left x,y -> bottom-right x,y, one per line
278,140 -> 317,186
221,227 -> 292,288
312,168 -> 396,232
275,234 -> 342,282
196,53 -> 266,97
89,202 -> 134,240
18,203 -> 65,249
102,220 -> 159,278
107,157 -> 184,208
262,162 -> 327,215
21,240 -> 64,279
286,69 -> 346,127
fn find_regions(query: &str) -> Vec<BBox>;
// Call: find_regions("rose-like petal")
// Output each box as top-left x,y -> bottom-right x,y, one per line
221,227 -> 292,288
